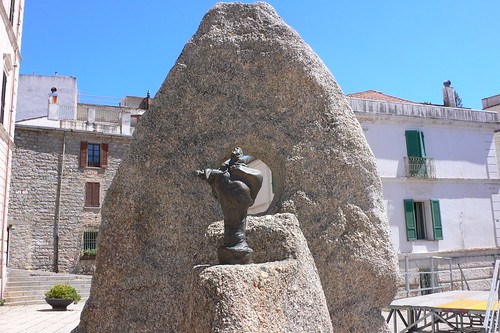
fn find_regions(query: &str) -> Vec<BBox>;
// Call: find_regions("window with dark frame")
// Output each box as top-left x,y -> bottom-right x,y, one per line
82,230 -> 98,252
413,201 -> 426,240
87,143 -> 101,167
80,141 -> 108,168
1,72 -> 7,125
9,0 -> 16,24
85,182 -> 100,207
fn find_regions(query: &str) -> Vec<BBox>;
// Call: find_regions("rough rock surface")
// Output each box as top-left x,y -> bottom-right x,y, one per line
182,214 -> 333,333
75,2 -> 398,333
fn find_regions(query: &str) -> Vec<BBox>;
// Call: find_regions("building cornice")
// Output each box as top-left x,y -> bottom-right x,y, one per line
381,176 -> 500,185
349,97 -> 499,128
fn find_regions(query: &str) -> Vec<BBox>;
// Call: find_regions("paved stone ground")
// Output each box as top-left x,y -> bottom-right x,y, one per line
0,302 -> 482,332
0,300 -> 84,333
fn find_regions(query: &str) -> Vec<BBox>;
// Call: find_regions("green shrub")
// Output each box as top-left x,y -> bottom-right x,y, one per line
82,249 -> 97,256
0,299 -> 5,306
44,285 -> 81,304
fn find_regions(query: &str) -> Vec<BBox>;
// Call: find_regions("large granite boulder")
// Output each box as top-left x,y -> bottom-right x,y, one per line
183,214 -> 333,332
75,2 -> 397,332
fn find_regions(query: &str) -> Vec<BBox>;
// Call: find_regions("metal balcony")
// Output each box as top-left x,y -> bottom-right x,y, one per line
404,157 -> 436,178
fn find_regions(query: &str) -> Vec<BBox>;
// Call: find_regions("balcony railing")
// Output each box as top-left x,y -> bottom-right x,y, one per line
404,157 -> 435,178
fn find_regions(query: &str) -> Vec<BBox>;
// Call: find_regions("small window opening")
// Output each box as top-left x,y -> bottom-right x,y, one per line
82,230 -> 98,254
247,158 -> 274,215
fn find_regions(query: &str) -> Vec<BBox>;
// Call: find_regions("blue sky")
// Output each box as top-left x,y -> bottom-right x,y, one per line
21,1 -> 500,109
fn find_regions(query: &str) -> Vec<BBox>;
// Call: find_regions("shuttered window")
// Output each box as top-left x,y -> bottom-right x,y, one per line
430,199 -> 443,240
80,141 -> 108,168
85,182 -> 100,207
405,130 -> 427,177
404,199 -> 443,241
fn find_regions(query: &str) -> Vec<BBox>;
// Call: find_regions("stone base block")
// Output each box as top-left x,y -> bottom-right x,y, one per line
182,214 -> 333,333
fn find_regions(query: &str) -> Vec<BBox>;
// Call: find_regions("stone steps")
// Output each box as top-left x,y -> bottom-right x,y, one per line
3,269 -> 92,306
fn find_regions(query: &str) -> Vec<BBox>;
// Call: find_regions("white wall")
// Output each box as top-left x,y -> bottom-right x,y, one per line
383,181 -> 498,253
362,121 -> 498,180
359,117 -> 500,254
17,75 -> 78,121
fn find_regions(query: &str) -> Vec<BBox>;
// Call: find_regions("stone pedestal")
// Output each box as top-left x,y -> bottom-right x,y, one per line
182,214 -> 333,333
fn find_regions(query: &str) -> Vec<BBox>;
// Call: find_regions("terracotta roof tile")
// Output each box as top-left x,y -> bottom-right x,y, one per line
347,90 -> 421,104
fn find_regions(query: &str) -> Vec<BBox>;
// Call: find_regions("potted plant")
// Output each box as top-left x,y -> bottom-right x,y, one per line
44,284 -> 81,311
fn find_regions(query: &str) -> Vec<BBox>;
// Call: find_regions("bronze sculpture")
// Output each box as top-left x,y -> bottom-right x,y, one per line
195,148 -> 263,264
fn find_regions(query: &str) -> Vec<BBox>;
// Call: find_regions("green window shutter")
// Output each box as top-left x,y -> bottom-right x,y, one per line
405,130 -> 426,158
404,199 -> 417,241
430,199 -> 443,240
420,131 -> 427,158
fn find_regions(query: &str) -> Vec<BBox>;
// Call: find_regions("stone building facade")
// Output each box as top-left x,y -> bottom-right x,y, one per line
8,126 -> 130,273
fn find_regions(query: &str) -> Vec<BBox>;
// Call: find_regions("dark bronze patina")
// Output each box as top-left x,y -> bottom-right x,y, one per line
195,148 -> 263,264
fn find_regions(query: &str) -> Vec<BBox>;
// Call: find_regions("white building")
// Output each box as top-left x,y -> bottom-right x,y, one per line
347,90 -> 500,291
0,0 -> 24,300
483,94 -> 500,112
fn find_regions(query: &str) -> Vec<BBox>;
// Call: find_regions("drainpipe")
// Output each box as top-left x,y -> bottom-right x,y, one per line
53,132 -> 66,273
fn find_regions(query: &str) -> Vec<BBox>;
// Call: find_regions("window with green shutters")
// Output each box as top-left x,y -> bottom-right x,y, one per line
405,130 -> 427,177
403,199 -> 443,241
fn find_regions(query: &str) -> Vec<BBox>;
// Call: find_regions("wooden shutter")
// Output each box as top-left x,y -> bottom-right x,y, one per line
430,199 -> 443,240
80,141 -> 88,167
100,143 -> 108,169
405,130 -> 426,158
85,182 -> 100,207
92,183 -> 100,207
404,199 -> 417,241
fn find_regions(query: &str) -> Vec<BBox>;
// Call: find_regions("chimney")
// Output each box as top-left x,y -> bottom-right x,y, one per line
121,111 -> 131,135
47,87 -> 59,120
87,108 -> 96,124
442,80 -> 457,107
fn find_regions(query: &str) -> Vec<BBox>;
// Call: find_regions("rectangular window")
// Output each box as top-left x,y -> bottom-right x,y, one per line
85,182 -> 100,207
414,201 -> 426,240
404,199 -> 443,241
82,230 -> 98,252
80,141 -> 108,168
1,72 -> 7,125
88,143 -> 101,167
9,0 -> 16,24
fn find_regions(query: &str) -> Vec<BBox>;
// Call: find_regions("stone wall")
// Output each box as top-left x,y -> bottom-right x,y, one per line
8,126 -> 129,273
